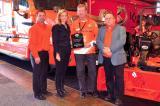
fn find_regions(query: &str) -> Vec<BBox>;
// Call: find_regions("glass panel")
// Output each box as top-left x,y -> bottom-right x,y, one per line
19,0 -> 29,7
65,0 -> 78,11
33,0 -> 81,11
34,0 -> 63,10
156,2 -> 160,14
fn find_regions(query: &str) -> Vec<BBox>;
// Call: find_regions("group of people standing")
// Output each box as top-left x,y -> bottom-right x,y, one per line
28,3 -> 127,106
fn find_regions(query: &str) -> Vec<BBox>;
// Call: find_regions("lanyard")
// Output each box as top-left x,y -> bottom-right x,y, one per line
79,22 -> 86,32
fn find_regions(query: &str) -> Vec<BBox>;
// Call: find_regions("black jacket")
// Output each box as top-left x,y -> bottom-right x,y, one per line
52,24 -> 71,53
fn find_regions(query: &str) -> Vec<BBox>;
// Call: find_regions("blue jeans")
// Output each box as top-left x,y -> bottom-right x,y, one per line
75,54 -> 97,93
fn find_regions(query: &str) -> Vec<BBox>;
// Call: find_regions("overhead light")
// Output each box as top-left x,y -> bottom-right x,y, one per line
149,15 -> 152,18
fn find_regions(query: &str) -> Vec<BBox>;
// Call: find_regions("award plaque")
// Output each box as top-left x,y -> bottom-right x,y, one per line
71,33 -> 84,48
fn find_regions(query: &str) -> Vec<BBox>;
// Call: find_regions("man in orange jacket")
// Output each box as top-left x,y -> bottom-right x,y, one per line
71,4 -> 98,98
29,10 -> 51,100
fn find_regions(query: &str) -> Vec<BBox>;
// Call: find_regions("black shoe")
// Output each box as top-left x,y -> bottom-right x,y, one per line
42,91 -> 52,96
57,90 -> 64,98
115,99 -> 123,106
104,95 -> 112,101
34,95 -> 46,100
61,89 -> 67,95
87,92 -> 98,97
80,92 -> 86,99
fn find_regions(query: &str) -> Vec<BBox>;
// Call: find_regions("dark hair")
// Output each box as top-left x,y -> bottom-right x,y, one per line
105,10 -> 116,18
36,9 -> 46,15
77,3 -> 87,10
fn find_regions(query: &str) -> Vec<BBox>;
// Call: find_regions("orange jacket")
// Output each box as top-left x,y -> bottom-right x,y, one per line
71,17 -> 98,54
28,22 -> 51,58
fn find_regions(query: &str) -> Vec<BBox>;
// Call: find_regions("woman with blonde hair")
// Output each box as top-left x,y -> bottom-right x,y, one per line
52,9 -> 71,97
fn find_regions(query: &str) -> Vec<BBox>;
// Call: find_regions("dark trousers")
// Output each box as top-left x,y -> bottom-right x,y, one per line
54,48 -> 71,91
103,57 -> 124,99
32,51 -> 49,96
75,54 -> 96,93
